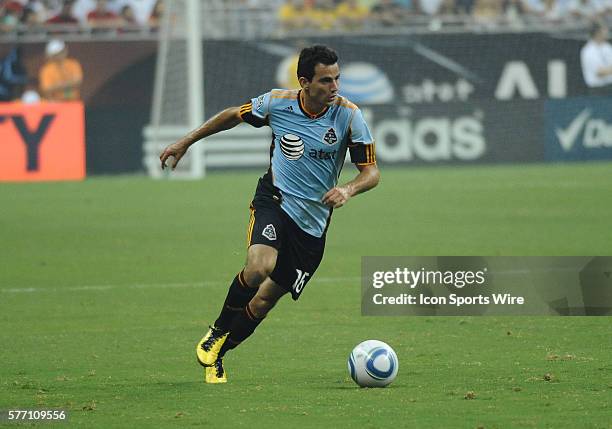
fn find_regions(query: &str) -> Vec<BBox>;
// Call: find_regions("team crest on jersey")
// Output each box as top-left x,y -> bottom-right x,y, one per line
262,224 -> 277,241
323,128 -> 338,145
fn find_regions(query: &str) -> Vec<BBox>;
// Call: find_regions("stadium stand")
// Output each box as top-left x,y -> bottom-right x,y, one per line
1,0 -> 612,40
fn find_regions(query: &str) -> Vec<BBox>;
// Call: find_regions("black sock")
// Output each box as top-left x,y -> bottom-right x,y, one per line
219,303 -> 265,357
214,270 -> 258,332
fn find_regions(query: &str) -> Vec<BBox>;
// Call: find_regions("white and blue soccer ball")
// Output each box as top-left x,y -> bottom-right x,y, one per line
348,340 -> 399,388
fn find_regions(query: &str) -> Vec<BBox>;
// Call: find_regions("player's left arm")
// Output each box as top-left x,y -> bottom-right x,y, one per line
323,107 -> 379,208
322,162 -> 380,209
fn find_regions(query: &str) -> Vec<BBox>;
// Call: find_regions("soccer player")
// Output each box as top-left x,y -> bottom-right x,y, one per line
159,45 -> 379,384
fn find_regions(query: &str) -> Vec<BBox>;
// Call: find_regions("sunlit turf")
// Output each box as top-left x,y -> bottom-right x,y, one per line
1,163 -> 611,428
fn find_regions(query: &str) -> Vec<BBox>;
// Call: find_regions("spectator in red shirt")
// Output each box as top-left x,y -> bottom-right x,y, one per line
46,0 -> 78,24
87,0 -> 121,29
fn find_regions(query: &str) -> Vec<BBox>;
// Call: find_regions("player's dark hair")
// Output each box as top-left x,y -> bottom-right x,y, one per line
297,45 -> 338,82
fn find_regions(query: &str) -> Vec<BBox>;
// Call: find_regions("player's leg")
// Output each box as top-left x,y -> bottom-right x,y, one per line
199,176 -> 285,382
213,244 -> 277,331
217,211 -> 327,360
249,277 -> 289,317
196,192 -> 283,370
203,248 -> 281,384
206,278 -> 287,383
197,244 -> 277,368
217,277 -> 288,356
209,175 -> 282,330
205,222 -> 324,384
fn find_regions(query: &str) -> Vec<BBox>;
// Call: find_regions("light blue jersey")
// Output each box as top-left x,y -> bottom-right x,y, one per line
239,89 -> 376,237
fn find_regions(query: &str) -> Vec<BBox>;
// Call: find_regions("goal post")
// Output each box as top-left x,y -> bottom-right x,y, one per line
143,0 -> 204,179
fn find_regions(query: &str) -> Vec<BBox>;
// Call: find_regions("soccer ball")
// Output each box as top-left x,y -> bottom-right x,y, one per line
348,340 -> 399,387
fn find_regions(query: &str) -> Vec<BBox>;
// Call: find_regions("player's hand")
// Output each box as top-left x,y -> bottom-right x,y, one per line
160,142 -> 188,170
322,186 -> 351,208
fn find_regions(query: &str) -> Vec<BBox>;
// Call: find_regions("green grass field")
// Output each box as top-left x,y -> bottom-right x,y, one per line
1,163 -> 611,428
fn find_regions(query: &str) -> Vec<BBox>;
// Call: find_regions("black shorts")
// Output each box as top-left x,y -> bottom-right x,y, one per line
247,175 -> 326,300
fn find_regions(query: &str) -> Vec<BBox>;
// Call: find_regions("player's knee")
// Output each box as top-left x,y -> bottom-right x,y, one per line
243,265 -> 272,287
244,246 -> 277,286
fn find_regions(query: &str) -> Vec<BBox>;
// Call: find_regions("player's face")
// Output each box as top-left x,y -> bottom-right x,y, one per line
307,63 -> 340,106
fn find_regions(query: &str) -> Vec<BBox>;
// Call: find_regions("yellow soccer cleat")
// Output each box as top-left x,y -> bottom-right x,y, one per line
205,358 -> 227,384
196,325 -> 229,367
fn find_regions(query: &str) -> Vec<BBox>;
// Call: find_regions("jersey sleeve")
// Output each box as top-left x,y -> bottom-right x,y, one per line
348,108 -> 376,165
239,92 -> 271,128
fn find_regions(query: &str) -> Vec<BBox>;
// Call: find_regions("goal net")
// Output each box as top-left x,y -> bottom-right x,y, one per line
142,0 -> 204,179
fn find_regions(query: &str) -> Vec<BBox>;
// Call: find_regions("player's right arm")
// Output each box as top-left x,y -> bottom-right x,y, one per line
160,106 -> 243,170
160,91 -> 271,170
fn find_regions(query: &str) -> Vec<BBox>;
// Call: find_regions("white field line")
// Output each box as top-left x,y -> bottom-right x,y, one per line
0,276 -> 362,294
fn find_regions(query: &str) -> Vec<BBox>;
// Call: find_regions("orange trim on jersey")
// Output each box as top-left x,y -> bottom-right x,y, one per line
239,103 -> 252,121
246,205 -> 255,247
271,94 -> 299,100
356,142 -> 376,165
271,89 -> 298,95
271,89 -> 299,100
298,90 -> 329,119
335,96 -> 357,110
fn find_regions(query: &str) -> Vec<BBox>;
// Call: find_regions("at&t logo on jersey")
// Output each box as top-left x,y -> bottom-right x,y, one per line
280,134 -> 304,160
309,148 -> 337,160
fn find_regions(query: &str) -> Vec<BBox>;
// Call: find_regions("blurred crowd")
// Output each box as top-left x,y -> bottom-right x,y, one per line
2,0 -> 612,35
0,0 -> 163,33
277,0 -> 612,30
